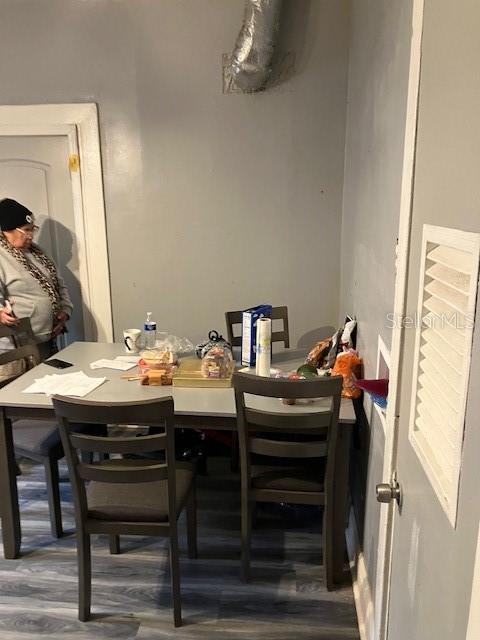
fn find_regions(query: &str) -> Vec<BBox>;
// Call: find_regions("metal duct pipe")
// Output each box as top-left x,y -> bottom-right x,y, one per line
229,0 -> 283,92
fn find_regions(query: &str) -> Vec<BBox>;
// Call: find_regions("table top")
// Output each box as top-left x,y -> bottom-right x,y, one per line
0,342 -> 356,424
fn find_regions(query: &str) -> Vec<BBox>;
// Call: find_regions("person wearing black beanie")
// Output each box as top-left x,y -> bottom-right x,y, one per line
0,198 -> 73,359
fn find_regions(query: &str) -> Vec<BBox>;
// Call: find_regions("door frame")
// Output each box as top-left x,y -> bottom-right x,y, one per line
373,2 -> 425,638
0,103 -> 113,342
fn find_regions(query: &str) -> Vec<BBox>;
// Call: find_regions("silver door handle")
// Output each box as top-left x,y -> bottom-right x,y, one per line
376,472 -> 402,507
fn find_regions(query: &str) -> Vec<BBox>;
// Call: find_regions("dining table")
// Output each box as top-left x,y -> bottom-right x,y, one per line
0,341 -> 356,584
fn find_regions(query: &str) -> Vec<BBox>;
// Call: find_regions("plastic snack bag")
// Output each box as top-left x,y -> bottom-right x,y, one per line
195,330 -> 232,359
200,345 -> 233,378
325,328 -> 343,369
306,338 -> 331,368
340,319 -> 357,350
155,333 -> 194,355
332,349 -> 363,398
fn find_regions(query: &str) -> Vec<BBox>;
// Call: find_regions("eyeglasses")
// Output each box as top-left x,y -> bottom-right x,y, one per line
15,225 -> 39,236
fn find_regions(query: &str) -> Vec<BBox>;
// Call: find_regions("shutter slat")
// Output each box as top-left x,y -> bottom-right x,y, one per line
426,262 -> 470,294
413,428 -> 455,497
424,280 -> 468,314
418,376 -> 459,425
422,312 -> 465,355
427,244 -> 472,274
419,343 -> 463,395
416,400 -> 456,452
415,415 -> 460,481
422,328 -> 464,376
423,295 -> 465,321
419,358 -> 461,412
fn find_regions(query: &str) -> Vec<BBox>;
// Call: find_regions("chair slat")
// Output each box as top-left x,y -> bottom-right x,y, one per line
235,371 -> 343,400
85,519 -> 170,536
249,437 -> 327,458
78,462 -> 168,484
70,432 -> 166,454
52,395 -> 172,427
252,488 -> 325,506
244,407 -> 331,430
0,344 -> 39,366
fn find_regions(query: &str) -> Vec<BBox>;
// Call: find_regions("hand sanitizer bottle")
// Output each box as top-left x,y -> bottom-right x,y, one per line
144,312 -> 157,349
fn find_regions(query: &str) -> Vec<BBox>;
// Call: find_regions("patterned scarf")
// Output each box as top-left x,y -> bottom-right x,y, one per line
0,233 -> 61,314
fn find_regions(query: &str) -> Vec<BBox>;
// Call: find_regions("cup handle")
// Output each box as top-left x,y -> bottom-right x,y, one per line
124,337 -> 133,351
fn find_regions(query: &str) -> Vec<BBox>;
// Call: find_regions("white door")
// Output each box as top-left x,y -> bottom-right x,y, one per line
384,1 -> 480,638
0,133 -> 85,345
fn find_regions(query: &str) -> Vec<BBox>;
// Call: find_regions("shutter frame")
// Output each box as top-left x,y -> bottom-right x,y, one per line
408,224 -> 480,527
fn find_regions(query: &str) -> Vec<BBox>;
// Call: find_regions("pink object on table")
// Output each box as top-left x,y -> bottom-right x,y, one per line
355,378 -> 389,398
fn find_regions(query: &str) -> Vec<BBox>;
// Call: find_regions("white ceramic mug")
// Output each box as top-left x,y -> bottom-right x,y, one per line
123,328 -> 142,354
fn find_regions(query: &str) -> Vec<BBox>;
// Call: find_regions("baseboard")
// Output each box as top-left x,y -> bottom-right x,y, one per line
346,507 -> 375,640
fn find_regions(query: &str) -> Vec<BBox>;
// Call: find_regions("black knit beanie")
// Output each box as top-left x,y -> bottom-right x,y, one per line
0,199 -> 35,231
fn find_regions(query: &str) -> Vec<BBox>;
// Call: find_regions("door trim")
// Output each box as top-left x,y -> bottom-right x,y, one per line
0,103 -> 113,342
374,1 -> 425,638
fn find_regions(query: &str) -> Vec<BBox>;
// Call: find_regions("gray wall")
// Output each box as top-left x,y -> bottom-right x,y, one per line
339,0 -> 413,601
0,0 -> 350,345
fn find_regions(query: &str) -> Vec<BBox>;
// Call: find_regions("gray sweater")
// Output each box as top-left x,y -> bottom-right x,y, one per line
0,245 -> 73,344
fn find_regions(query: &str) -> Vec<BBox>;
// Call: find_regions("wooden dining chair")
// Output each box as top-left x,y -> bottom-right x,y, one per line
0,323 -> 66,538
52,395 -> 197,627
224,306 -> 290,471
225,306 -> 290,349
232,371 -> 342,590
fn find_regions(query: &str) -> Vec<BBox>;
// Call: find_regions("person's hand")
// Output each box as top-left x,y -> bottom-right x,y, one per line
52,311 -> 69,337
0,306 -> 18,326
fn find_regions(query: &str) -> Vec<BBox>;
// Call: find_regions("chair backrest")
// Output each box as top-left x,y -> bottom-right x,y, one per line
52,396 -> 177,524
225,306 -> 290,349
233,372 -> 342,488
0,320 -> 40,387
0,317 -> 37,346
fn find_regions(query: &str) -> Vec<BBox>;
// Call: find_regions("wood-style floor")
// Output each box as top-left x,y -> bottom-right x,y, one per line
0,456 -> 359,639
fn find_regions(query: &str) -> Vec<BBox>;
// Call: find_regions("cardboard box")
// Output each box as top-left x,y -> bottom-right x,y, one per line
241,304 -> 272,366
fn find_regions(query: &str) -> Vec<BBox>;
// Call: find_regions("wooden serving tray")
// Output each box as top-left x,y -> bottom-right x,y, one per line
172,357 -> 235,388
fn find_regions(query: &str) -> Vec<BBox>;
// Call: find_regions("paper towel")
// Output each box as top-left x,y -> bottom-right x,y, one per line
255,317 -> 272,376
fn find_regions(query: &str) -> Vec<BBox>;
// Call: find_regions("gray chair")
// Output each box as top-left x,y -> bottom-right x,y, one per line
225,306 -> 290,471
52,395 -> 197,627
232,371 -> 342,589
225,305 -> 290,350
0,324 -> 66,538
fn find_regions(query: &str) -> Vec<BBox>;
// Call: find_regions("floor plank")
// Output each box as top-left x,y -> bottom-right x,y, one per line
0,457 -> 359,639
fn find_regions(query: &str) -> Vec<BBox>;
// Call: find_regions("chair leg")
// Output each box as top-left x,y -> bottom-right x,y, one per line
230,432 -> 239,472
323,502 -> 334,591
78,532 -> 92,621
169,526 -> 182,627
109,534 -> 120,554
44,457 -> 63,538
241,497 -> 252,582
186,487 -> 197,560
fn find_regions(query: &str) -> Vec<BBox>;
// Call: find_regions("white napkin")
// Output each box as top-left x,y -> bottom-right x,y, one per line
23,371 -> 107,398
89,358 -> 136,371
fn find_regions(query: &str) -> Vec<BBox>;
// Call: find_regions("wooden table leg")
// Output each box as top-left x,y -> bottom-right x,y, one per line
332,425 -> 352,585
0,409 -> 21,558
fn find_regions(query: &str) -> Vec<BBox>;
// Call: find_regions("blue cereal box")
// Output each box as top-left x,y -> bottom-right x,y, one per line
241,304 -> 273,367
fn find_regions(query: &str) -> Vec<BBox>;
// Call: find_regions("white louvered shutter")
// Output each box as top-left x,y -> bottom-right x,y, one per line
409,225 -> 480,526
